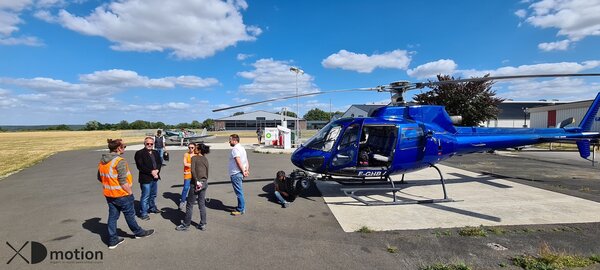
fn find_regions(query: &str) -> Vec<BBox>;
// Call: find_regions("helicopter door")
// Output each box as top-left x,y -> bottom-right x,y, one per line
330,123 -> 361,170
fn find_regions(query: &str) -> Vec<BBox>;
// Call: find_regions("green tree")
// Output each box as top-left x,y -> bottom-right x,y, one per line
303,108 -> 331,121
129,120 -> 150,130
117,120 -> 130,130
413,74 -> 504,126
85,120 -> 100,131
46,124 -> 71,131
176,122 -> 189,129
202,119 -> 214,129
191,120 -> 202,129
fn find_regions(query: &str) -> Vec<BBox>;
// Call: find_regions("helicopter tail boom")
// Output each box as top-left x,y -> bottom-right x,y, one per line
578,92 -> 600,132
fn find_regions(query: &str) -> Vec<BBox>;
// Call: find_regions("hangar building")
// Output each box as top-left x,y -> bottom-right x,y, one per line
214,111 -> 305,131
528,98 -> 600,131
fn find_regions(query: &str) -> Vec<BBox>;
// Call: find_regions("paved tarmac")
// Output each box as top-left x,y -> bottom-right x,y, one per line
2,148 -> 600,269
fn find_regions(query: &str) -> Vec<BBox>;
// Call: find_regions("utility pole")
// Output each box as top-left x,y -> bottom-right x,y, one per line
289,66 -> 304,144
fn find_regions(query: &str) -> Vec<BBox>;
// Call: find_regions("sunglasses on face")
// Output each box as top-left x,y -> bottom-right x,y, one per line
189,147 -> 195,149
145,143 -> 154,146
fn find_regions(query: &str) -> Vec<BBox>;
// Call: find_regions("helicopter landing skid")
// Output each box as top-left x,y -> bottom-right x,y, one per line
340,164 -> 455,206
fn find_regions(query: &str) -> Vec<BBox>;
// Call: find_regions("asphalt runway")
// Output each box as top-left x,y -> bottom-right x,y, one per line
2,148 -> 600,269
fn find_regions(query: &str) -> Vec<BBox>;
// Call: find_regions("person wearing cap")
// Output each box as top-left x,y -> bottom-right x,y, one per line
98,139 -> 154,249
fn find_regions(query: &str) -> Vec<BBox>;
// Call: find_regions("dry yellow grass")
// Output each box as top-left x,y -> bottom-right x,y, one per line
0,129 -> 319,179
0,130 -> 146,179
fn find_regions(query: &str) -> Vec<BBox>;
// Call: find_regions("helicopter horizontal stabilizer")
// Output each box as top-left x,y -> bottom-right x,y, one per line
579,92 -> 600,132
577,140 -> 591,159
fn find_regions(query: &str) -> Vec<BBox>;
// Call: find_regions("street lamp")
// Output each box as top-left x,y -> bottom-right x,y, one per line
521,107 -> 528,128
289,66 -> 304,144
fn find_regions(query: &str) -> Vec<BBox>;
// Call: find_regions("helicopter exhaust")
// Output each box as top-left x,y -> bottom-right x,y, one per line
450,115 -> 463,125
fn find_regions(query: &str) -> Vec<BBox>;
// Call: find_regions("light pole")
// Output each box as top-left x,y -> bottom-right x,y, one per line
289,66 -> 304,144
522,107 -> 528,127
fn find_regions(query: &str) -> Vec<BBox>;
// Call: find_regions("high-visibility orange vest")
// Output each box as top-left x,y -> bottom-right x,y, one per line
183,152 -> 195,179
98,156 -> 133,198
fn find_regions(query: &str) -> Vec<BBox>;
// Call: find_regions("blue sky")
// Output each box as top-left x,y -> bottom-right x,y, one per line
1,0 -> 600,125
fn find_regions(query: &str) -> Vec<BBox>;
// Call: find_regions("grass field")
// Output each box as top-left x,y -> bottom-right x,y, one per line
0,130 -> 147,179
0,129 -> 318,179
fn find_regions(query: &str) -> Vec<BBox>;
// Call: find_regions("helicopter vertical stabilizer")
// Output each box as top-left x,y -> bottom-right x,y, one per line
578,92 -> 600,131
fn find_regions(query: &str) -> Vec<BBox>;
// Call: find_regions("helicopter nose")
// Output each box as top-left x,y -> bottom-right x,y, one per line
291,146 -> 304,168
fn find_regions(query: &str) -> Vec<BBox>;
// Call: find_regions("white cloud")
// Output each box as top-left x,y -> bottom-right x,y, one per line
515,9 -> 527,18
237,53 -> 254,61
17,93 -> 49,101
51,0 -> 261,59
523,0 -> 600,50
79,69 -> 219,89
0,0 -> 66,46
538,39 -> 571,51
407,59 -> 458,79
233,97 -> 249,103
238,58 -> 319,95
502,77 -> 600,100
0,69 -> 219,121
321,49 -> 411,73
0,36 -> 43,46
458,60 -> 600,78
445,60 -> 600,100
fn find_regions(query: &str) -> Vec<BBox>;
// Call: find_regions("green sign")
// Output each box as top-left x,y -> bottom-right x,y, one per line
266,133 -> 271,138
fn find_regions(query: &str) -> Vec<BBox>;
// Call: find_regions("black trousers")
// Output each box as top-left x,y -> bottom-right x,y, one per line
183,187 -> 207,226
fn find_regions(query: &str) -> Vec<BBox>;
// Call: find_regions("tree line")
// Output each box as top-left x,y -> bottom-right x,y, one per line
84,119 -> 215,131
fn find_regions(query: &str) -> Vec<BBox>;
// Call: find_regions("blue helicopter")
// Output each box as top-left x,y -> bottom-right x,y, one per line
214,73 -> 600,205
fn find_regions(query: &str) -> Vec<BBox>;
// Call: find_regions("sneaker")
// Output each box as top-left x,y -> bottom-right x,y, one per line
230,211 -> 244,216
175,224 -> 189,231
197,224 -> 206,231
283,202 -> 290,208
135,229 -> 154,239
140,215 -> 150,221
108,238 -> 125,249
179,201 -> 186,210
149,209 -> 163,214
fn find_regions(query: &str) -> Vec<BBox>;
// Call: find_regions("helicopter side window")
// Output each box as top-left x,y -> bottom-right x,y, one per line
338,124 -> 360,150
402,127 -> 423,141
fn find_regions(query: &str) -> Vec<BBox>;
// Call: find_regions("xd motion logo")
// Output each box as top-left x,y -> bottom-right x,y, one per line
6,241 -> 46,264
6,241 -> 103,264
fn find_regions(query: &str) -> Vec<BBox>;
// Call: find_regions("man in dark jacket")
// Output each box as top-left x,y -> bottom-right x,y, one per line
135,136 -> 163,220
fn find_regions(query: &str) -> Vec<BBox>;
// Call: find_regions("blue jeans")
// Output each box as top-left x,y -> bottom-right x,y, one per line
155,148 -> 164,163
230,173 -> 245,212
106,195 -> 144,245
140,181 -> 158,217
180,179 -> 191,204
274,191 -> 287,205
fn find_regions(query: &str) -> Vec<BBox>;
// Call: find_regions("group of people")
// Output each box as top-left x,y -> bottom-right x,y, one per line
97,133 -> 252,249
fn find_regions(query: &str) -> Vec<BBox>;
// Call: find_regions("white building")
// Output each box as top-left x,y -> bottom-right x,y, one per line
214,110 -> 305,131
528,99 -> 600,131
485,101 -> 564,128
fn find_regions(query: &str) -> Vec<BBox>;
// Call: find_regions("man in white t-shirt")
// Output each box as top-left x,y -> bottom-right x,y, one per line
228,134 -> 249,216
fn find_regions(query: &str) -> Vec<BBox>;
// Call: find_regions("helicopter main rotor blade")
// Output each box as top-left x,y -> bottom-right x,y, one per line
212,88 -> 378,112
416,73 -> 600,88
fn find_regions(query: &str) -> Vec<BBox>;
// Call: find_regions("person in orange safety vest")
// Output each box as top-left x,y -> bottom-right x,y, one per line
97,139 -> 154,249
179,143 -> 197,210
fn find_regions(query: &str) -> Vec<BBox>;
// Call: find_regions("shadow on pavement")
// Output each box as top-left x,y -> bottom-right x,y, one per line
160,207 -> 183,226
82,217 -> 132,245
205,198 -> 235,212
162,192 -> 181,207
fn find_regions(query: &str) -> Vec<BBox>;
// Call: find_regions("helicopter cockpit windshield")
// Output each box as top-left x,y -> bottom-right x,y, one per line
304,122 -> 342,152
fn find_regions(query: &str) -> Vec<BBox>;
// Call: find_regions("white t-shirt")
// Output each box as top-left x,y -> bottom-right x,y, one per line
229,144 -> 248,176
